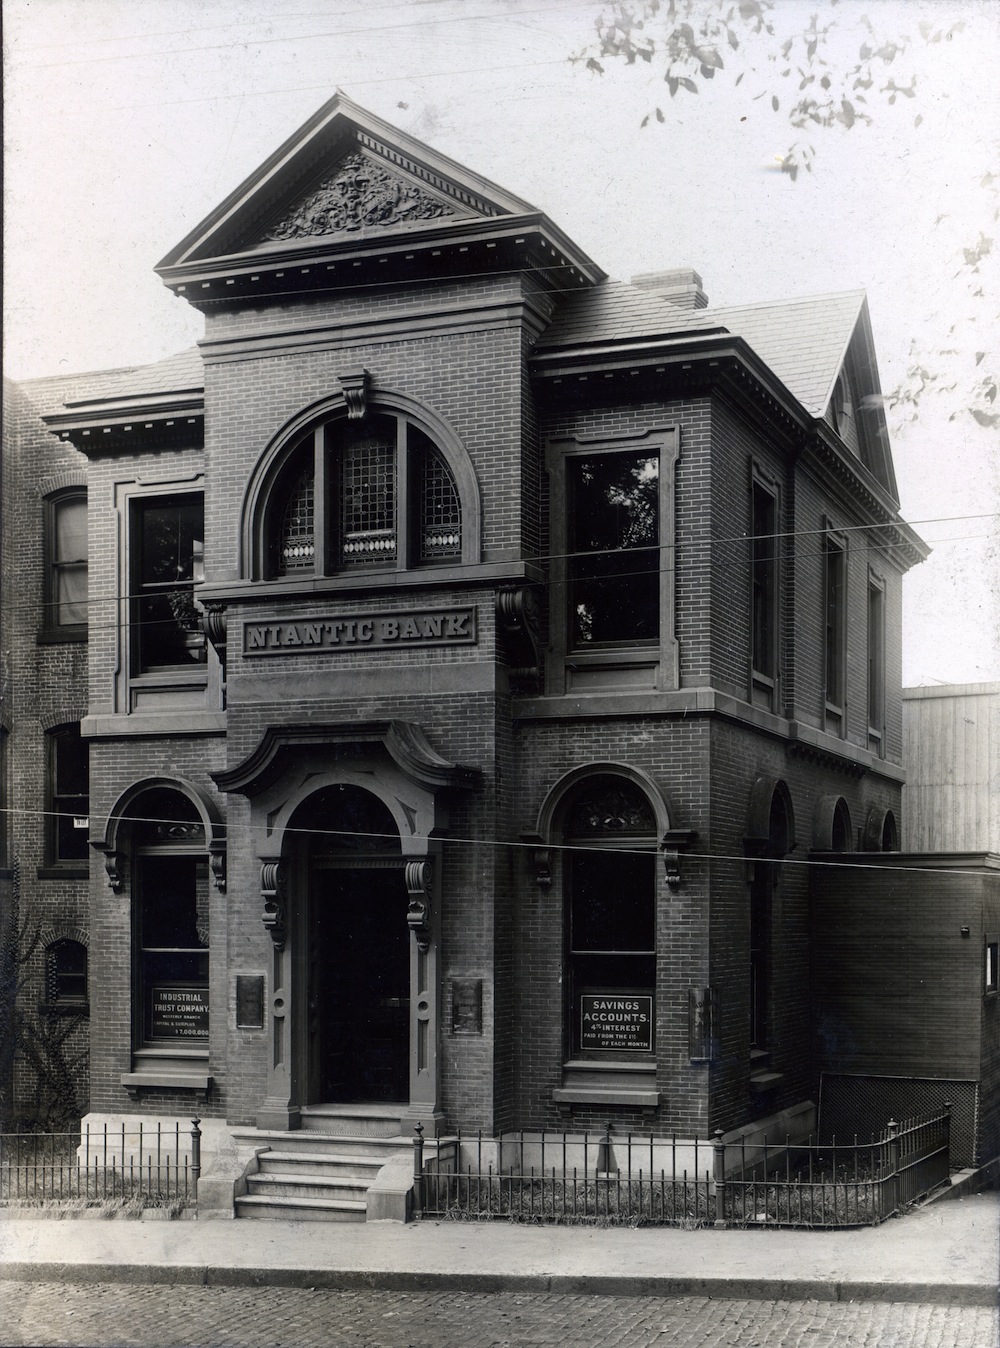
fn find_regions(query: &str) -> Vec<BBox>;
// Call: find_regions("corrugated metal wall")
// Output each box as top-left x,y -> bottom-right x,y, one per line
902,683 -> 1000,851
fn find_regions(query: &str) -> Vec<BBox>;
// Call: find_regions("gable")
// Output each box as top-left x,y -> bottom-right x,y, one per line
156,92 -> 603,301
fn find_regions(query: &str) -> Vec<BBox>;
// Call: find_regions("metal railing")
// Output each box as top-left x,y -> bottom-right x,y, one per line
0,1119 -> 201,1206
414,1105 -> 952,1229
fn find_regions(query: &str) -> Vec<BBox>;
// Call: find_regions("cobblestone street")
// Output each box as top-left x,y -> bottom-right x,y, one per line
1,1281 -> 997,1348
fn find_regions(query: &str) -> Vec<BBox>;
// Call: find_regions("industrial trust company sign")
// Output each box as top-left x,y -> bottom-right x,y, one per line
243,606 -> 477,655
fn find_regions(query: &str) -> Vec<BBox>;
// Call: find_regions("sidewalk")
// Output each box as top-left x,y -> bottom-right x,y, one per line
0,1191 -> 996,1305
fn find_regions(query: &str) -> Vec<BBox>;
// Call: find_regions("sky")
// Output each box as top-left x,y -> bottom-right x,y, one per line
4,0 -> 999,686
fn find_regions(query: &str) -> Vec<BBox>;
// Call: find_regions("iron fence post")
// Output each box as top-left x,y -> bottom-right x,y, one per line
190,1118 -> 202,1201
885,1118 -> 900,1216
713,1128 -> 727,1226
412,1122 -> 425,1215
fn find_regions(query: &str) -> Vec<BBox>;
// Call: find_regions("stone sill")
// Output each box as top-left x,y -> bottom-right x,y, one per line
553,1087 -> 661,1107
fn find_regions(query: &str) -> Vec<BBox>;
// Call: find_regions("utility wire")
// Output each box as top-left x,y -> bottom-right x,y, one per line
5,518 -> 993,626
1,806 -> 988,878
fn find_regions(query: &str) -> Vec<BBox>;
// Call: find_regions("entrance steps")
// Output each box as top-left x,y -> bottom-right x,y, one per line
231,1105 -> 412,1221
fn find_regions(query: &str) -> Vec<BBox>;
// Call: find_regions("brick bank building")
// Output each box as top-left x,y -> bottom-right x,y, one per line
5,95 -> 998,1211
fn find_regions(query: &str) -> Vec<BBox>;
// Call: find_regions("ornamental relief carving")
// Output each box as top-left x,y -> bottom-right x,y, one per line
263,152 -> 461,241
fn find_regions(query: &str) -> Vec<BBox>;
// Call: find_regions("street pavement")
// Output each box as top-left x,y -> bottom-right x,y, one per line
0,1190 -> 997,1345
1,1281 -> 998,1348
0,1190 -> 996,1304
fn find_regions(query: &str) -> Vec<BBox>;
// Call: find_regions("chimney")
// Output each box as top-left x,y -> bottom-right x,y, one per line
630,268 -> 708,310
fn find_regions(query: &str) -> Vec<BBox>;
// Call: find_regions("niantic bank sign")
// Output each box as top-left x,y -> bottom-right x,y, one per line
243,606 -> 477,655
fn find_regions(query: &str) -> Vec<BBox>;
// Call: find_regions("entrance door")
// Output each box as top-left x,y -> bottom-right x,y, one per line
310,866 -> 410,1103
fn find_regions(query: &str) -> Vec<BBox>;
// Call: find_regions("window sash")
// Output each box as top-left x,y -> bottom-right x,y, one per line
133,495 -> 206,671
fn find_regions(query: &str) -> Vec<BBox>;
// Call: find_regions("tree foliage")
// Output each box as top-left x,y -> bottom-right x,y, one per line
576,1 -> 998,428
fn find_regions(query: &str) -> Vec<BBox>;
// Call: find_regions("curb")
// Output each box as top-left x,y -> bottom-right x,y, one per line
1,1262 -> 995,1306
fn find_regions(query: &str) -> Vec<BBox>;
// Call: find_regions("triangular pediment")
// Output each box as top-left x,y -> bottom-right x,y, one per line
158,93 -> 546,271
252,147 -> 476,246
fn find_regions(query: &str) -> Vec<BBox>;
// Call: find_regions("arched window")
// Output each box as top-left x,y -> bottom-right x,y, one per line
881,810 -> 899,852
268,412 -> 462,579
129,787 -> 210,1049
45,939 -> 88,1009
562,774 -> 658,1058
831,799 -> 852,852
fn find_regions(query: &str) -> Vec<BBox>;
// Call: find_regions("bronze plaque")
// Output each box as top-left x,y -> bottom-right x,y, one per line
452,979 -> 482,1035
236,975 -> 265,1029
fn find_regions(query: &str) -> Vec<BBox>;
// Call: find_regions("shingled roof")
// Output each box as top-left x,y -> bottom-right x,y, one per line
538,282 -> 868,420
61,345 -> 204,408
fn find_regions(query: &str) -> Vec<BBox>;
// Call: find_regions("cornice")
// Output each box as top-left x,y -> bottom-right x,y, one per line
43,389 -> 204,456
157,214 -> 603,310
532,334 -> 926,563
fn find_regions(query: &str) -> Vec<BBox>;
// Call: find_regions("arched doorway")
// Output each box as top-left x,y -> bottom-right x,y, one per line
290,784 -> 409,1104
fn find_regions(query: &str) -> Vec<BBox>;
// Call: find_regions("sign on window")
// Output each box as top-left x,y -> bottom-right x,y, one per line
580,994 -> 653,1053
150,985 -> 209,1039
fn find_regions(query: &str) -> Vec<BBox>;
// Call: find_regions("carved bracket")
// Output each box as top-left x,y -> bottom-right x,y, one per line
404,859 -> 433,953
260,859 -> 286,950
202,602 -> 227,667
101,849 -> 124,894
496,586 -> 541,684
209,842 -> 226,894
338,367 -> 370,421
660,829 -> 698,888
520,834 -> 552,890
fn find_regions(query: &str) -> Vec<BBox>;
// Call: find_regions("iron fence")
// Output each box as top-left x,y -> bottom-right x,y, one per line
414,1105 -> 952,1229
0,1119 -> 201,1206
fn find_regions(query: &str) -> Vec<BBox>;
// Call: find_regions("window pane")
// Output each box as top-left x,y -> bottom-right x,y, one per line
50,725 -> 88,863
55,497 -> 87,563
752,484 -> 776,677
55,565 -> 88,626
46,940 -> 88,1004
570,850 -> 655,953
413,429 -> 461,562
139,855 -> 210,949
569,453 -> 659,646
51,496 -> 88,627
135,496 -> 205,669
825,540 -> 845,704
278,463 -> 315,574
337,418 -> 396,566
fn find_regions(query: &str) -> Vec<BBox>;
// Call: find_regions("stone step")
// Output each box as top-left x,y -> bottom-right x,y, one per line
257,1150 -> 387,1179
299,1104 -> 405,1137
231,1128 -> 409,1159
245,1172 -> 370,1203
235,1193 -> 367,1222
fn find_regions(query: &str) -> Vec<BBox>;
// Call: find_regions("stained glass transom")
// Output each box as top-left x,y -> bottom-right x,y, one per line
566,776 -> 656,837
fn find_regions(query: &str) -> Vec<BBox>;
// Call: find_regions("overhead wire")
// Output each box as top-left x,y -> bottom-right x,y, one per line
5,515 -> 995,627
1,805 -> 990,879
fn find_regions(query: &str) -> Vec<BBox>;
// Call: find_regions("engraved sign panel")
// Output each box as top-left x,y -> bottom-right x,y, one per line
243,606 -> 476,656
150,985 -> 209,1040
451,979 -> 483,1035
236,975 -> 265,1029
580,994 -> 653,1053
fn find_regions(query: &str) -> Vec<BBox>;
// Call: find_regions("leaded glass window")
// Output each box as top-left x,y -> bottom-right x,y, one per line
340,423 -> 396,566
268,410 -> 464,577
278,465 -> 315,574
